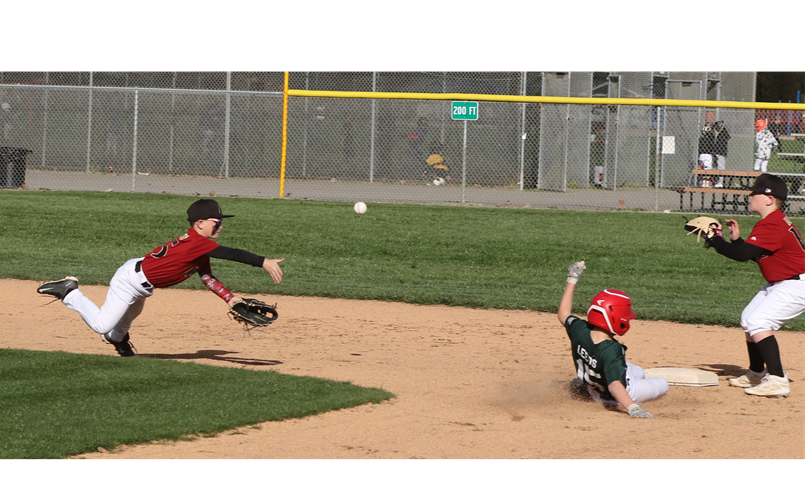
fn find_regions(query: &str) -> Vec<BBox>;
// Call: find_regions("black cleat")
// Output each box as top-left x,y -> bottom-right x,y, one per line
103,333 -> 136,357
37,276 -> 79,300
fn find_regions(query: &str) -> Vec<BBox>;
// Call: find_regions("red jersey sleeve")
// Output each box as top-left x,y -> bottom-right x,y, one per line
140,229 -> 220,288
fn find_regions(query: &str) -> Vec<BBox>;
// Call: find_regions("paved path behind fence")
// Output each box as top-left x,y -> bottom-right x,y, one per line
15,169 -> 805,214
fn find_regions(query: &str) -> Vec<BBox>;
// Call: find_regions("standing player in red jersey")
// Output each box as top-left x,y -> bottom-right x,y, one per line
704,174 -> 805,398
37,199 -> 284,357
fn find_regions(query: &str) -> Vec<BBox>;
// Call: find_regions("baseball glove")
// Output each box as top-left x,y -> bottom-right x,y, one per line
228,298 -> 278,330
684,216 -> 722,243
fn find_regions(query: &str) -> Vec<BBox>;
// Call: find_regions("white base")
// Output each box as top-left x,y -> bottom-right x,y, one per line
644,367 -> 719,387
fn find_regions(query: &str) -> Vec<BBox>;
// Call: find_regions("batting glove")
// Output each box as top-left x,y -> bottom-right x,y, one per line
627,404 -> 653,419
567,261 -> 586,285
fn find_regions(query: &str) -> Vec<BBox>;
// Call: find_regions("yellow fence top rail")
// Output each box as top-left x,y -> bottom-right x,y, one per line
287,89 -> 805,111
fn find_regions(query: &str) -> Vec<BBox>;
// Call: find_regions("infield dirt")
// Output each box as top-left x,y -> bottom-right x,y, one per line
6,278 -> 803,459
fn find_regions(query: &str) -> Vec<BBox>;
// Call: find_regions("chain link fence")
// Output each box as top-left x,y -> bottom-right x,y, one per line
2,72 -> 804,213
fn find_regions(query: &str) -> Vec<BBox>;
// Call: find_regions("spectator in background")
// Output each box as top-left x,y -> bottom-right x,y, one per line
712,120 -> 731,188
426,141 -> 449,185
1,101 -> 16,141
697,122 -> 716,186
768,117 -> 785,153
402,117 -> 427,182
523,106 -> 543,189
754,119 -> 778,173
589,122 -> 605,188
374,107 -> 396,180
341,112 -> 355,174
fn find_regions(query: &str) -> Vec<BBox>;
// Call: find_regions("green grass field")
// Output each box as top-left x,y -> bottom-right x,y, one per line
1,191 -> 802,458
1,190 -> 803,329
0,349 -> 392,459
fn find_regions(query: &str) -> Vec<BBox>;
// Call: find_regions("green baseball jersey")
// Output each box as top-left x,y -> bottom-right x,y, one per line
564,315 -> 628,402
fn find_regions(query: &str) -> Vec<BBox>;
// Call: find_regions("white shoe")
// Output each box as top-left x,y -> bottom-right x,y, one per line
728,369 -> 766,388
744,373 -> 790,398
433,178 -> 444,186
714,182 -> 724,188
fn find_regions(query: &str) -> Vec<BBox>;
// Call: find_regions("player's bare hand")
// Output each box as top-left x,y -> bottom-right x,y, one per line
724,219 -> 740,241
227,296 -> 243,307
263,258 -> 284,284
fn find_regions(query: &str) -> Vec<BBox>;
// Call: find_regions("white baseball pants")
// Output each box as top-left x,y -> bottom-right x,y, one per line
63,258 -> 154,342
754,158 -> 769,172
741,275 -> 805,336
587,361 -> 669,405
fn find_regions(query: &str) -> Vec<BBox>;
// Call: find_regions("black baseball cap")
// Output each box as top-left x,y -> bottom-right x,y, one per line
187,199 -> 235,222
750,173 -> 788,201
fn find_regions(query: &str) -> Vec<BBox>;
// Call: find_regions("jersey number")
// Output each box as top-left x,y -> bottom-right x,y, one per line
790,226 -> 805,252
150,238 -> 180,259
576,359 -> 605,393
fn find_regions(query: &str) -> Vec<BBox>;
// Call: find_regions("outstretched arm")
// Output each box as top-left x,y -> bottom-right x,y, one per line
262,258 -> 284,284
558,261 -> 585,325
200,273 -> 235,303
608,380 -> 636,408
558,283 -> 576,326
609,381 -> 653,418
205,246 -> 284,284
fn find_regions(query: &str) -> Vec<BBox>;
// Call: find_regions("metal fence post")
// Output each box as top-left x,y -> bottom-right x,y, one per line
519,71 -> 526,191
131,89 -> 139,191
461,119 -> 467,203
41,73 -> 49,168
303,72 -> 309,178
168,72 -> 176,173
654,105 -> 662,210
86,72 -> 93,173
222,72 -> 231,178
369,71 -> 377,183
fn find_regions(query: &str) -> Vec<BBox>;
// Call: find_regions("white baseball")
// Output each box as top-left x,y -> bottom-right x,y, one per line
353,201 -> 367,215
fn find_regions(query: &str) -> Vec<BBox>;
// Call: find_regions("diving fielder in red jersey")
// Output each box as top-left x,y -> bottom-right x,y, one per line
37,199 -> 284,357
706,174 -> 805,398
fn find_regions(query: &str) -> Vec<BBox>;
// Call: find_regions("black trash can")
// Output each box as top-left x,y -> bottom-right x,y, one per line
1,147 -> 34,189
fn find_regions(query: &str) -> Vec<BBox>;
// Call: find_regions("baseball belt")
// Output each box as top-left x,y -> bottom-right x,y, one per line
134,260 -> 154,289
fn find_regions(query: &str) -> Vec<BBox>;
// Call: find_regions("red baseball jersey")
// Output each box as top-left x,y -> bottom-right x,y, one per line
746,210 -> 805,283
140,229 -> 219,288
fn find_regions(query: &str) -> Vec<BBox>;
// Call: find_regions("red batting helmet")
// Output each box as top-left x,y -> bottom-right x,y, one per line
755,119 -> 767,132
587,289 -> 637,336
